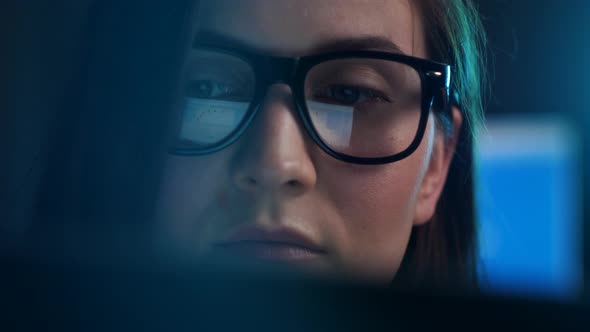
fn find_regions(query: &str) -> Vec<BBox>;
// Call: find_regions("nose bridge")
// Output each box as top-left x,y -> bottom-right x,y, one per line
257,56 -> 299,116
230,57 -> 316,197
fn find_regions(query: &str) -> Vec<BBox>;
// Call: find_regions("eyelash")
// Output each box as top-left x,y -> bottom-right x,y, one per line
186,80 -> 238,99
312,84 -> 391,106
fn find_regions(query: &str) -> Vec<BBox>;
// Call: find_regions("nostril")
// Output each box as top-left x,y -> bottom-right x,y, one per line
247,177 -> 257,186
285,179 -> 306,195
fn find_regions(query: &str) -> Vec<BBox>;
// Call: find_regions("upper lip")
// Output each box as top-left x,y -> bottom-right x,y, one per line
216,225 -> 325,253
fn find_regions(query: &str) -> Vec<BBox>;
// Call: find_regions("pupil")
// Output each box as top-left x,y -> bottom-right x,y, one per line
333,86 -> 359,104
190,81 -> 212,98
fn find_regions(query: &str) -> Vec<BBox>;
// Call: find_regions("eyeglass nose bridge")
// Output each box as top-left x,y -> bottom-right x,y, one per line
261,56 -> 299,86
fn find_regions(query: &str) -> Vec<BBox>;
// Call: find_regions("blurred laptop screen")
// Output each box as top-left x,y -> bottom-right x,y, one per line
476,115 -> 582,299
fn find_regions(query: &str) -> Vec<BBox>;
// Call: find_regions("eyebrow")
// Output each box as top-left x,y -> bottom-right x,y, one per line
312,36 -> 405,54
194,31 -> 406,56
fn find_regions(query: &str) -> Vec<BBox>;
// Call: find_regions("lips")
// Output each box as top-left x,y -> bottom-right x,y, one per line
214,226 -> 325,261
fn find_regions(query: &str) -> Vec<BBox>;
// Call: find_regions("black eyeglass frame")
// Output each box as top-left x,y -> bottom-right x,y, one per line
171,45 -> 453,165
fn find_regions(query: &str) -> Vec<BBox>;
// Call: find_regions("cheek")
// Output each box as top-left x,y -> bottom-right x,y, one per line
154,153 -> 230,254
157,157 -> 223,216
319,115 -> 435,224
315,123 -> 433,281
319,130 -> 431,228
319,157 -> 423,246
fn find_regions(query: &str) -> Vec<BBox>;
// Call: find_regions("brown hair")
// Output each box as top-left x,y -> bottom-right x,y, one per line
395,0 -> 487,289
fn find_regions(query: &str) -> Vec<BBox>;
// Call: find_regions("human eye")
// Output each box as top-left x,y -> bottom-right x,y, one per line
185,49 -> 255,102
186,79 -> 240,100
312,84 -> 392,107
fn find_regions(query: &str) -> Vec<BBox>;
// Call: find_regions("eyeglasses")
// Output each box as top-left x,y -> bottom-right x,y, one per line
169,45 -> 452,164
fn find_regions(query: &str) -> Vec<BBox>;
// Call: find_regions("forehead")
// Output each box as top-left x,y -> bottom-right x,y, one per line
196,0 -> 426,57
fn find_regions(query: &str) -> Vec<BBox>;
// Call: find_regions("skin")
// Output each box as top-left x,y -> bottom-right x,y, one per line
154,0 -> 462,285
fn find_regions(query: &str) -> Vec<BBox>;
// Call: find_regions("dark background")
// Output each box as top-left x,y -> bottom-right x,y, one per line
480,1 -> 590,118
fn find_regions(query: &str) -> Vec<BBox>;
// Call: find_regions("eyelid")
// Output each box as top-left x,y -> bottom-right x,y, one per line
312,85 -> 392,105
314,83 -> 388,97
311,73 -> 391,95
187,67 -> 252,88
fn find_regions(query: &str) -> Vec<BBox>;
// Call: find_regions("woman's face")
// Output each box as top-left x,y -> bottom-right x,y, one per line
155,0 -> 458,284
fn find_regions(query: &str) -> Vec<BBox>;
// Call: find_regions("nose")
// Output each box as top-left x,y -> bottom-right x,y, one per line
230,84 -> 317,197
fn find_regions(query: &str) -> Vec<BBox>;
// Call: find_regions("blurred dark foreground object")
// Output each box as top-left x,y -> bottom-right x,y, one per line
1,0 -> 197,256
1,256 -> 589,332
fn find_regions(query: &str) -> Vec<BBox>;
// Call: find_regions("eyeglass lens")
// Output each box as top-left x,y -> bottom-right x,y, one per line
174,49 -> 424,159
